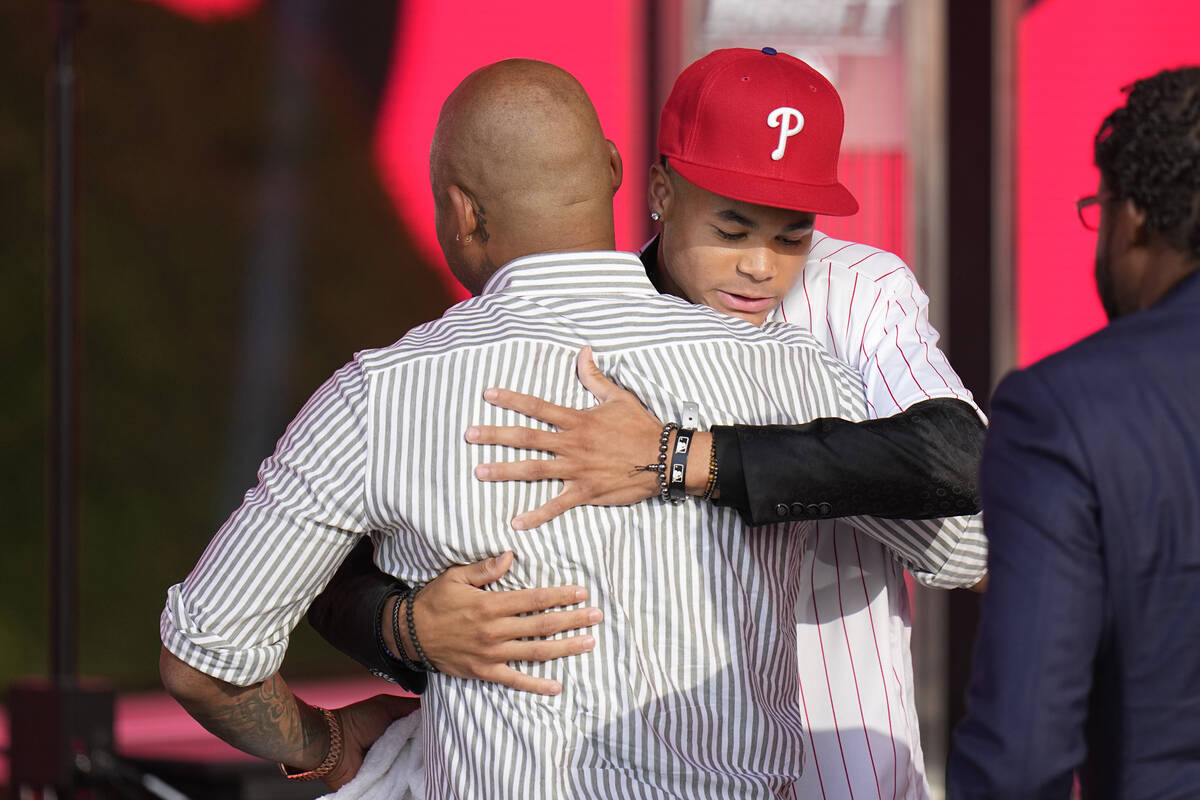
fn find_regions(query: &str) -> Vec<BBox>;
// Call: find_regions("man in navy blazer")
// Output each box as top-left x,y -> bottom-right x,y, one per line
948,67 -> 1200,799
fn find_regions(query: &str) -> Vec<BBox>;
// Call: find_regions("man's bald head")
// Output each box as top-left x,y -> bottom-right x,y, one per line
430,59 -> 622,293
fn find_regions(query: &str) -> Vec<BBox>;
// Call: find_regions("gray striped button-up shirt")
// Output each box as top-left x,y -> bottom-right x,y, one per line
161,251 -> 972,798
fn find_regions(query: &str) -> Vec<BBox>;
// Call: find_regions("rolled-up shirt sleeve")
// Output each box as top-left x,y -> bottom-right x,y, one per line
160,359 -> 373,687
847,512 -> 987,589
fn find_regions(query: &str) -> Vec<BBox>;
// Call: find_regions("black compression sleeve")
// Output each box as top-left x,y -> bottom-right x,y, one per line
306,537 -> 427,694
710,397 -> 984,525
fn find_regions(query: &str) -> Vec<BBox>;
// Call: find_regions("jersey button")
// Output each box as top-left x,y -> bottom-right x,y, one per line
789,502 -> 806,517
775,503 -> 789,517
818,502 -> 832,516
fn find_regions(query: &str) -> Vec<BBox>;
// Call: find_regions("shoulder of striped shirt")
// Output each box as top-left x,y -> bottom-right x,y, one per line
346,291 -> 856,374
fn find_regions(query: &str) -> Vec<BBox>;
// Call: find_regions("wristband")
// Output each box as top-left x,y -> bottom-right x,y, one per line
668,428 -> 693,502
279,706 -> 343,782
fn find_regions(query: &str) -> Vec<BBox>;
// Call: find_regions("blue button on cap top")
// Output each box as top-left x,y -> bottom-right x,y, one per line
762,46 -> 778,55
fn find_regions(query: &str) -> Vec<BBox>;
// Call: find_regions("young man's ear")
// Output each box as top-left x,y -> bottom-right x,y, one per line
647,161 -> 674,219
446,184 -> 479,242
606,139 -> 623,196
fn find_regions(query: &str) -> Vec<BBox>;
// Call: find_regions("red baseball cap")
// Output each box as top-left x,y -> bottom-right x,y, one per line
659,47 -> 858,216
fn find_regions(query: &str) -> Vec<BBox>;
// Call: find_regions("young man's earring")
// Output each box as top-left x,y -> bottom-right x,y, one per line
650,211 -> 661,222
463,233 -> 473,244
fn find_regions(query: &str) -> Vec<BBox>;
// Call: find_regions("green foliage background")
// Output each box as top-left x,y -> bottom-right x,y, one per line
0,1 -> 452,691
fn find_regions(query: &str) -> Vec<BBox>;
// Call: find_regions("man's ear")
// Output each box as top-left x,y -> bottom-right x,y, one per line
1124,197 -> 1150,246
606,139 -> 623,195
446,184 -> 479,240
647,161 -> 673,219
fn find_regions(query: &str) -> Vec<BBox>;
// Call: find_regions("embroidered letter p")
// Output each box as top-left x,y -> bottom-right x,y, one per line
767,106 -> 805,161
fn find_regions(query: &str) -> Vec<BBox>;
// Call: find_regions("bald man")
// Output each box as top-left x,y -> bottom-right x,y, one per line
160,59 -> 900,797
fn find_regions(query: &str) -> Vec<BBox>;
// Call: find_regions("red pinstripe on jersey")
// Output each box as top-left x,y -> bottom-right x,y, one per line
847,251 -> 883,271
845,273 -> 861,350
854,528 -> 900,800
893,327 -> 932,401
827,267 -> 841,360
833,523 -> 884,798
810,528 -> 856,799
798,676 -> 829,797
892,664 -> 921,793
820,241 -> 857,262
874,356 -> 904,410
873,265 -> 906,282
902,284 -> 955,391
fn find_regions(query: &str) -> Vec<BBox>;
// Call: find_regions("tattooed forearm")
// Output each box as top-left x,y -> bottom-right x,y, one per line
160,649 -> 328,768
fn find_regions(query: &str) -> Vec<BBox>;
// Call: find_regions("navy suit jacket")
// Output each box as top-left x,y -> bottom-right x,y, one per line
948,270 -> 1200,799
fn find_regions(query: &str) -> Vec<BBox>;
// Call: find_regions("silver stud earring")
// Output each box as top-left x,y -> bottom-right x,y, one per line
650,211 -> 661,222
455,233 -> 460,242
463,233 -> 473,244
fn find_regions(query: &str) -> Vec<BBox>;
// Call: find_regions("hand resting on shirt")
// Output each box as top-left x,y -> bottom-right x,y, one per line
465,347 -> 713,529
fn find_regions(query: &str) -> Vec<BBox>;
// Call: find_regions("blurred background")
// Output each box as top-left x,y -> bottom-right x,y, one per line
2,0 -> 1196,797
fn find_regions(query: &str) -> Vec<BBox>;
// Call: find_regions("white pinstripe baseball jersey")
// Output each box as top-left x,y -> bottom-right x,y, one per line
163,251 -> 942,799
777,233 -> 986,800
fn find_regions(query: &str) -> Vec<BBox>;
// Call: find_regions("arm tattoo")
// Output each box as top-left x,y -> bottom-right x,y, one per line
188,673 -> 328,767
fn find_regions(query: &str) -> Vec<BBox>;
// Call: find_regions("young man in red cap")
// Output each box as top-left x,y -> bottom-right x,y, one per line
312,48 -> 984,799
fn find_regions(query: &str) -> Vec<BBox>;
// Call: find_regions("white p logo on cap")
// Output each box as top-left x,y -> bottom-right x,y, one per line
767,106 -> 805,160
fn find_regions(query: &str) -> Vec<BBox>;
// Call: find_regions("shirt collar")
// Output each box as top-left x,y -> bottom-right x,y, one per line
481,250 -> 659,298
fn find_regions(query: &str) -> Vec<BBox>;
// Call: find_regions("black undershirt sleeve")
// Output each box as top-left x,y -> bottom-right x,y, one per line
711,397 -> 984,525
306,537 -> 426,693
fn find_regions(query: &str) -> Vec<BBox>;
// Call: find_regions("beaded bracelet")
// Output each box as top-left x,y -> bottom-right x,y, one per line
390,588 -> 427,673
655,422 -> 679,501
279,706 -> 343,782
407,584 -> 440,673
701,444 -> 720,501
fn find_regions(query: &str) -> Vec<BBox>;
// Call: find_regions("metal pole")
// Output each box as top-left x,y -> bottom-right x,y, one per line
48,0 -> 83,687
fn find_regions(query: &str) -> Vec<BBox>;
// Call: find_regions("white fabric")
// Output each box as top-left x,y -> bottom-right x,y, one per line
318,710 -> 424,800
776,234 -> 984,800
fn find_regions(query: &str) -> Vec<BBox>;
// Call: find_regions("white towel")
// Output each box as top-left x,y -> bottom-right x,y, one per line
318,708 -> 424,800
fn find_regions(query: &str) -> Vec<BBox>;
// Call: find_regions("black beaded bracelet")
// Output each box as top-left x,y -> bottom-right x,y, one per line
668,428 -> 694,502
406,584 -> 440,673
391,587 -> 427,673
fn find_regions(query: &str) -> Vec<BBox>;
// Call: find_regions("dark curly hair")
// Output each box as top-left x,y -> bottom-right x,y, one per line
1094,66 -> 1200,261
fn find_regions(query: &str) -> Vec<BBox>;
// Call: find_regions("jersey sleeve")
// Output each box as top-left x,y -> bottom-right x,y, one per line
858,260 -> 982,420
160,360 -> 373,686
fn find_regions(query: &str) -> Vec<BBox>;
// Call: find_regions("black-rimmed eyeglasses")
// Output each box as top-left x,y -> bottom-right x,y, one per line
1076,192 -> 1114,231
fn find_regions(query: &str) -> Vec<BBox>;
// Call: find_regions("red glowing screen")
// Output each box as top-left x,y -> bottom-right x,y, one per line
373,0 -> 647,301
1016,0 -> 1199,365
